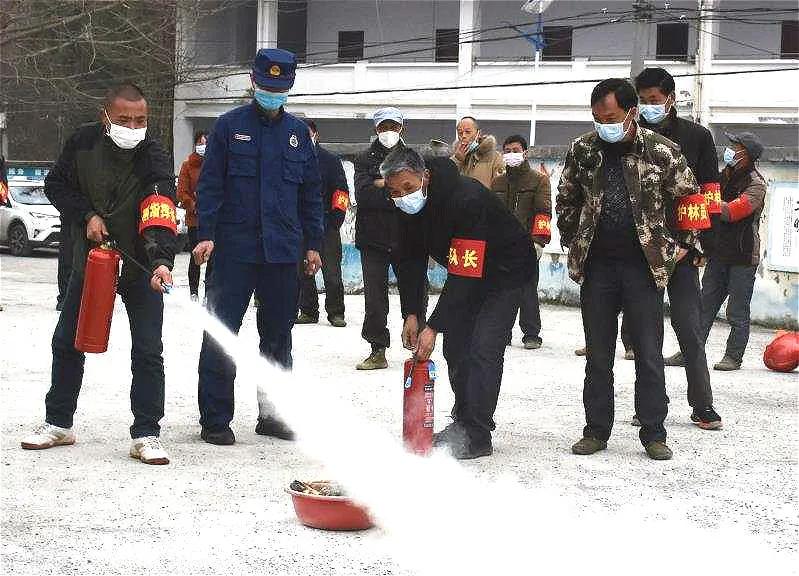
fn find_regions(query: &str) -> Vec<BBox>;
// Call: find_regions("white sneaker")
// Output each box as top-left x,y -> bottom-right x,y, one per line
21,423 -> 76,450
130,436 -> 170,465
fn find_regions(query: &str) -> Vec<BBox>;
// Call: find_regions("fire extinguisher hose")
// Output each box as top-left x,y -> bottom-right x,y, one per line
106,239 -> 173,294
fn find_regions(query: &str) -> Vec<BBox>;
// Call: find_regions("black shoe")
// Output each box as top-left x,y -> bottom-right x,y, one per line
450,438 -> 493,460
432,422 -> 463,447
255,416 -> 295,440
201,427 -> 235,445
328,315 -> 346,327
713,356 -> 741,371
663,351 -> 685,367
522,335 -> 542,350
691,406 -> 723,430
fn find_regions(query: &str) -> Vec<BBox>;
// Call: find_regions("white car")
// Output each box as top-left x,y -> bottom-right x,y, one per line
0,180 -> 61,256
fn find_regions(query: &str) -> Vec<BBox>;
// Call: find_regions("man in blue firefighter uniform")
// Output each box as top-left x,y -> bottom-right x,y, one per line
192,49 -> 323,446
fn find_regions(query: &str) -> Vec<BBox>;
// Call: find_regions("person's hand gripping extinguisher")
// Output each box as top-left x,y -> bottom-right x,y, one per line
402,314 -> 437,362
87,213 -> 172,294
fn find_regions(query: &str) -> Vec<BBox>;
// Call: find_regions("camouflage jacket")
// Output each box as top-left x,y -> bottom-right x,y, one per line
555,127 -> 698,289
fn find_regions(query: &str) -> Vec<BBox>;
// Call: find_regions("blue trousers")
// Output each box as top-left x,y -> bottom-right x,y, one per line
197,255 -> 297,431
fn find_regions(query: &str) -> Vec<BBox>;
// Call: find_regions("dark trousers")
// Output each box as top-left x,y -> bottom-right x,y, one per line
621,259 -> 713,408
298,225 -> 345,319
360,245 -> 401,349
442,286 -> 522,443
56,217 -> 74,306
581,256 -> 668,446
197,254 -> 297,431
187,227 -> 213,296
46,271 -> 165,438
699,257 -> 757,363
518,261 -> 541,338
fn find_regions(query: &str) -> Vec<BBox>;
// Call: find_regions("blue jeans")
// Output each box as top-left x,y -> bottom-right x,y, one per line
700,257 -> 757,363
197,254 -> 297,431
46,272 -> 165,438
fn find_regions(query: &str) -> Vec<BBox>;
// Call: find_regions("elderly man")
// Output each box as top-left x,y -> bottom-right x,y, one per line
353,107 -> 408,370
385,148 -> 536,460
21,83 -> 177,464
451,116 -> 505,189
193,49 -> 323,445
556,78 -> 699,461
699,131 -> 767,372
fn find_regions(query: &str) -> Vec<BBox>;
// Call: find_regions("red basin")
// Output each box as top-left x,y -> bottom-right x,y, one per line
286,485 -> 373,531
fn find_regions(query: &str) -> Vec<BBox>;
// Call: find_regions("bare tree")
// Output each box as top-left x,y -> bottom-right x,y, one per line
0,0 -> 249,162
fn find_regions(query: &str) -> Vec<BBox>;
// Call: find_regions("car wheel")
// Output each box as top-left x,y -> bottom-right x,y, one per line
8,222 -> 33,257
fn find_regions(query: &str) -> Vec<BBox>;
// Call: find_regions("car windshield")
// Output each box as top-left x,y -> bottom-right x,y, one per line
9,186 -> 51,205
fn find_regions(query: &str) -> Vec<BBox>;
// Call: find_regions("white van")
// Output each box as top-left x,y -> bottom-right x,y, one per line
0,180 -> 61,256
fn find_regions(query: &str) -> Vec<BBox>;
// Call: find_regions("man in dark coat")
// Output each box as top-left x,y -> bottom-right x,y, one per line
296,119 -> 349,327
386,148 -> 536,460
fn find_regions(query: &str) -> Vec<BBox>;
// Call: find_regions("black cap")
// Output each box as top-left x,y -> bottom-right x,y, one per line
725,131 -> 764,161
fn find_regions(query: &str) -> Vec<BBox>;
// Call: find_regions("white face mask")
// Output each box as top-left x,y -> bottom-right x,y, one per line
195,144 -> 206,156
393,184 -> 427,215
378,130 -> 401,149
104,110 -> 146,150
503,152 -> 525,167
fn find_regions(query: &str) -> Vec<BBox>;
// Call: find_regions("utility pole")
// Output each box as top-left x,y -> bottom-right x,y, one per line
630,0 -> 654,79
693,0 -> 714,126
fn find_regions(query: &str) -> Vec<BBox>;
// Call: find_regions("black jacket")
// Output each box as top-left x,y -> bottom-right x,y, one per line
641,109 -> 720,254
44,123 -> 177,281
640,109 -> 718,187
316,144 -> 349,230
354,139 -> 406,251
397,158 -> 536,333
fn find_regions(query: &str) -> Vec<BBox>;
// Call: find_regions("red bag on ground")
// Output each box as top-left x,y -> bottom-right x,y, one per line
763,331 -> 799,373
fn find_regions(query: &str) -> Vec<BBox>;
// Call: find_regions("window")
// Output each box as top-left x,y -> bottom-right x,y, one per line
542,26 -> 572,61
278,0 -> 307,63
657,23 -> 689,59
338,31 -> 364,62
781,20 -> 798,59
435,28 -> 459,62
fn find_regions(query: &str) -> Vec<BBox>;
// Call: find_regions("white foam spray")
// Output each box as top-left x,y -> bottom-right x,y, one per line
172,294 -> 792,576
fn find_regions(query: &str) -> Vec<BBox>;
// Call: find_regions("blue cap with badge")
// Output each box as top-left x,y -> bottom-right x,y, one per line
252,48 -> 297,91
373,107 -> 404,127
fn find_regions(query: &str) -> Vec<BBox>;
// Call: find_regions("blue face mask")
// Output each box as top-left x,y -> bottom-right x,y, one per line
393,186 -> 427,215
639,103 -> 668,124
594,109 -> 633,143
254,88 -> 288,111
723,147 -> 738,166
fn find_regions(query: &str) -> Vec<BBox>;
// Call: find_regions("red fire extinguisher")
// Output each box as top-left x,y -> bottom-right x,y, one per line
403,359 -> 436,455
74,242 -> 121,353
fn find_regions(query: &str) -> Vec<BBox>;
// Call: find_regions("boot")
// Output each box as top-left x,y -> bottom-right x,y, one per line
328,315 -> 346,327
571,436 -> 607,455
295,311 -> 318,324
663,351 -> 685,367
356,347 -> 388,370
713,355 -> 741,371
201,427 -> 235,446
645,441 -> 673,461
522,335 -> 542,350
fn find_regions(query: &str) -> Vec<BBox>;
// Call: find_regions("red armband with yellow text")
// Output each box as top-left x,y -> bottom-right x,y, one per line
139,194 -> 177,235
675,193 -> 711,231
701,183 -> 721,214
531,214 -> 551,239
331,189 -> 349,213
447,238 -> 486,278
726,195 -> 754,222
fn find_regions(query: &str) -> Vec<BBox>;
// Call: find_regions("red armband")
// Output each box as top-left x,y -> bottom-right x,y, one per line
675,193 -> 711,231
447,238 -> 486,278
531,214 -> 551,239
701,182 -> 721,215
139,194 -> 177,235
331,189 -> 349,213
726,195 -> 753,222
